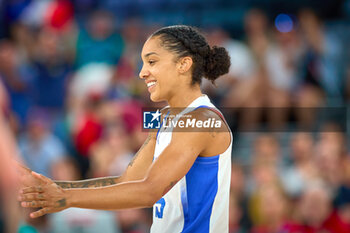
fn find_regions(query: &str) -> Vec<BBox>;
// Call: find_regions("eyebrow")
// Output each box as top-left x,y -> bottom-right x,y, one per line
144,52 -> 159,58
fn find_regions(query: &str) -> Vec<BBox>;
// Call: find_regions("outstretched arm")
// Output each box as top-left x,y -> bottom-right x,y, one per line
56,132 -> 156,188
18,164 -> 122,189
18,132 -> 156,190
19,109 -> 230,218
19,129 -> 211,218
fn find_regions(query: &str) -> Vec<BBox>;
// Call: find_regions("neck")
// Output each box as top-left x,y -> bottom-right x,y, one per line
167,84 -> 202,108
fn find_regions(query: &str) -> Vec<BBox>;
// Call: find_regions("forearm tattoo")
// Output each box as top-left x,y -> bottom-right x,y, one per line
55,177 -> 120,189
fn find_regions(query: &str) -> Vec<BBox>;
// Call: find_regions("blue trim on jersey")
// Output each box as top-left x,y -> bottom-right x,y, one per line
180,182 -> 188,223
194,105 -> 226,121
181,155 -> 219,233
195,154 -> 220,164
194,105 -> 210,110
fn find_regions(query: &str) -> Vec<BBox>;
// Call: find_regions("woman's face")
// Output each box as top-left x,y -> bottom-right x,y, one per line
139,36 -> 182,102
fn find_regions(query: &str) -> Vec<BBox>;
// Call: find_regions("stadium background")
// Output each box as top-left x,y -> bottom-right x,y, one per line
0,0 -> 350,232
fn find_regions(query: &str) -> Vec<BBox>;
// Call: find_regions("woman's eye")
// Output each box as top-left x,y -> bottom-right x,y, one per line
149,60 -> 156,65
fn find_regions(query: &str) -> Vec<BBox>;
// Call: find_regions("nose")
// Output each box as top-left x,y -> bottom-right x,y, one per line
139,65 -> 150,79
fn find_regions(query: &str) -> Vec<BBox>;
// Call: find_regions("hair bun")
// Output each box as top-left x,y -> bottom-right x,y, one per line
204,46 -> 231,83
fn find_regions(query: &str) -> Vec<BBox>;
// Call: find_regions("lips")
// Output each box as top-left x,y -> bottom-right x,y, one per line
146,80 -> 157,92
147,81 -> 156,88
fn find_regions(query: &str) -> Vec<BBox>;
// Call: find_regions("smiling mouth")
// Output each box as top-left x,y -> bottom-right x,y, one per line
147,81 -> 157,88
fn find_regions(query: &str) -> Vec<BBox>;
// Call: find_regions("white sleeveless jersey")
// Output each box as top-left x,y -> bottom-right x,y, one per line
150,95 -> 232,233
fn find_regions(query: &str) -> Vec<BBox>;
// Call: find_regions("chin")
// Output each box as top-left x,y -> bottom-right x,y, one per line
150,92 -> 165,102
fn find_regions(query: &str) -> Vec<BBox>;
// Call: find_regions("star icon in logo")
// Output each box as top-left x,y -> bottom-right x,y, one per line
151,110 -> 161,122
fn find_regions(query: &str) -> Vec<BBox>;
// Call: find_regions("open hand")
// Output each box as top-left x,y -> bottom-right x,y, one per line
15,163 -> 42,188
18,172 -> 69,218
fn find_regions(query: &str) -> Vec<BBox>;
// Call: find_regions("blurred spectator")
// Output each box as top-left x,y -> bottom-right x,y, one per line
75,10 -> 124,69
250,184 -> 289,233
90,122 -> 133,177
229,194 -> 248,233
120,100 -> 149,152
0,40 -> 35,126
246,134 -> 285,197
314,132 -> 346,192
18,108 -> 67,178
68,63 -> 114,112
50,209 -> 119,233
223,9 -> 292,130
296,9 -> 343,107
230,164 -> 252,232
272,25 -> 303,93
252,134 -> 282,167
205,27 -> 255,106
70,95 -> 104,177
72,95 -> 105,156
334,186 -> 350,231
30,28 -> 72,112
106,18 -> 146,102
117,18 -> 144,81
117,209 -> 151,233
230,164 -> 246,197
282,182 -> 348,233
248,163 -> 282,215
10,23 -> 36,63
281,133 -> 319,197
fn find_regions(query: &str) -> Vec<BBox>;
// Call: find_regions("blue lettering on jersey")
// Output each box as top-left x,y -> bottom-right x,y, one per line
155,198 -> 166,218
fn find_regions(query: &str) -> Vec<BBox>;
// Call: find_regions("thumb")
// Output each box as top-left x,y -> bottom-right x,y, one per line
32,171 -> 53,184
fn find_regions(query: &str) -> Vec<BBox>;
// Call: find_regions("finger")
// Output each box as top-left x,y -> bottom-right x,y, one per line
18,193 -> 46,201
30,207 -> 51,218
21,186 -> 43,194
21,200 -> 49,208
32,172 -> 52,184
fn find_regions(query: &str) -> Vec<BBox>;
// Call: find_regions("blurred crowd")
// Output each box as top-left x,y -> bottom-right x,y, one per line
0,0 -> 349,233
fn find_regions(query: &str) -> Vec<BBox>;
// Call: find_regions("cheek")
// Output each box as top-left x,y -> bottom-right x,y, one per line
154,68 -> 172,90
151,61 -> 178,96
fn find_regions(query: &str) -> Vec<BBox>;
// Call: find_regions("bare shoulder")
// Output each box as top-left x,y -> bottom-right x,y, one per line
189,107 -> 229,133
172,107 -> 231,157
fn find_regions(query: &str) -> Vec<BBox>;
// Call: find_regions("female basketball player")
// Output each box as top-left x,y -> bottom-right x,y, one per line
18,25 -> 232,232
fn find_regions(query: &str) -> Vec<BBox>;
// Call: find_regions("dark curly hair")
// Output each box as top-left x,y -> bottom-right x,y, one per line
151,25 -> 231,85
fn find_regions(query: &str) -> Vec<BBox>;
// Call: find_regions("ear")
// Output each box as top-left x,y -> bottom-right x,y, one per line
177,56 -> 193,74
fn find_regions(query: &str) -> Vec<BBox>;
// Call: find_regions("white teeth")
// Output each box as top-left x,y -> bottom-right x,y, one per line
147,81 -> 156,87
